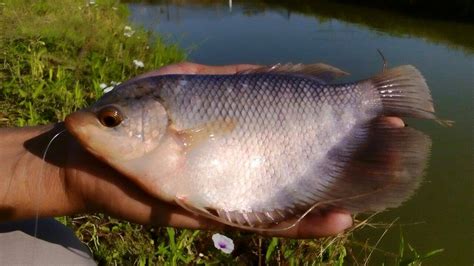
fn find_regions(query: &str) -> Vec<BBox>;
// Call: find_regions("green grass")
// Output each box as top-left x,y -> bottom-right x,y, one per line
0,0 -> 442,264
0,0 -> 184,126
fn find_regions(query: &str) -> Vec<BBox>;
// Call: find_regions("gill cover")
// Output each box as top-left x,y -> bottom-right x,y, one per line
65,91 -> 169,162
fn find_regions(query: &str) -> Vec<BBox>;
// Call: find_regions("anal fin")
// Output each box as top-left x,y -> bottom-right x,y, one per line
320,119 -> 431,213
175,196 -> 262,230
175,197 -> 299,231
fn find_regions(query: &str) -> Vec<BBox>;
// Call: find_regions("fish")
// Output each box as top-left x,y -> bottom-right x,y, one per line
65,63 -> 438,229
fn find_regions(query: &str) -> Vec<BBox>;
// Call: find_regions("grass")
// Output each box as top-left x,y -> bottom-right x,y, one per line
0,0 -> 184,126
0,0 -> 442,264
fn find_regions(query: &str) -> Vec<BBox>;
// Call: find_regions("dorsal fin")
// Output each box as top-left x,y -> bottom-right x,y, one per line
237,63 -> 349,82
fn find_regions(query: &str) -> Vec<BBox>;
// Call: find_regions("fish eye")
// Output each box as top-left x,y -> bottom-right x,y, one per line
97,106 -> 123,128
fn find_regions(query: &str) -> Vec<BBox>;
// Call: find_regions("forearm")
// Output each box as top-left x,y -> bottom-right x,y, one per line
0,124 -> 82,221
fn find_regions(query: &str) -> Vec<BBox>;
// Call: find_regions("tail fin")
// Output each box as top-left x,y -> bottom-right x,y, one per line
368,65 -> 436,119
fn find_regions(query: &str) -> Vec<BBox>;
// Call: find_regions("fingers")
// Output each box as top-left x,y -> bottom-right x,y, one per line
297,211 -> 353,237
252,211 -> 353,238
133,62 -> 262,79
153,206 -> 352,239
165,211 -> 352,239
380,116 -> 405,128
157,208 -> 224,230
190,63 -> 263,75
150,206 -> 351,239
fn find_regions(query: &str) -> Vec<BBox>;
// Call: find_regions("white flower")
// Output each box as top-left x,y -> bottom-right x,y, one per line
103,86 -> 114,93
198,253 -> 204,257
124,26 -> 135,37
89,0 -> 95,5
212,233 -> 234,254
100,81 -> 121,93
133,59 -> 144,68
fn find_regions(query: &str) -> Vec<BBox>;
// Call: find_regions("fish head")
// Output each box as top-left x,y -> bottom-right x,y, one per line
65,87 -> 169,163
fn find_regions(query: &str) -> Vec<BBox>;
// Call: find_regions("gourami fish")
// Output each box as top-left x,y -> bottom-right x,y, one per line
65,63 -> 439,229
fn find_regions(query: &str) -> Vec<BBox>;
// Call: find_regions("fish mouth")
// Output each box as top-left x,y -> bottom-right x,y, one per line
65,110 -> 104,157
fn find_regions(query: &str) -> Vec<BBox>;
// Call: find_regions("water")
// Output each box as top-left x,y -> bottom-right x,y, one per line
128,1 -> 473,264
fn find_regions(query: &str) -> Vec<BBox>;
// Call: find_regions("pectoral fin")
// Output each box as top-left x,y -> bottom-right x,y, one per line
171,120 -> 237,152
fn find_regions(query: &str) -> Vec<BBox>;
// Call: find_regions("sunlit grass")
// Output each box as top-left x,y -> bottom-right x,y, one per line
0,0 -> 442,264
0,0 -> 184,126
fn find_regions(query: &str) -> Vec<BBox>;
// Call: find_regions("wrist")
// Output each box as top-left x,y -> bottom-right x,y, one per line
0,124 -> 85,221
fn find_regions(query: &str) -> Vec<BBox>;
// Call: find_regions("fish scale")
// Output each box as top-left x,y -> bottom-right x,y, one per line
156,73 -> 368,213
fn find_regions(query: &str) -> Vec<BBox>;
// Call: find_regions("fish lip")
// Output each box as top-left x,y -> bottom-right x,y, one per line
64,110 -> 103,151
65,110 -> 99,135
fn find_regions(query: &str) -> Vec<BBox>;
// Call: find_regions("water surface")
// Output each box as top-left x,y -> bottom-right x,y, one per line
128,1 -> 473,264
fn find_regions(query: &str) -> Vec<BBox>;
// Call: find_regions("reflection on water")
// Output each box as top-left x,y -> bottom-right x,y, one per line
128,1 -> 473,264
128,0 -> 474,54
261,0 -> 474,53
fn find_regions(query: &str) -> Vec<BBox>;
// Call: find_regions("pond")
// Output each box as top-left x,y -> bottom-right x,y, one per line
128,1 -> 473,264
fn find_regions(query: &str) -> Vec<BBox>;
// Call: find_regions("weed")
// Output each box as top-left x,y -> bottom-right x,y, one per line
396,228 -> 444,266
